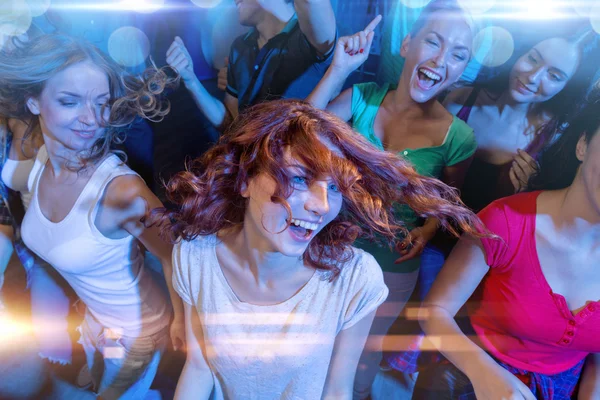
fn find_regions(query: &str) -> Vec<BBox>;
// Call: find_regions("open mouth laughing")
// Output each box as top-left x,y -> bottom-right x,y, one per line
286,218 -> 319,239
416,67 -> 443,90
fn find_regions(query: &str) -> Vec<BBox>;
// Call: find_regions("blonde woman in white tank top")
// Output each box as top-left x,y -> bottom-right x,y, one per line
0,34 -> 184,399
0,117 -> 80,369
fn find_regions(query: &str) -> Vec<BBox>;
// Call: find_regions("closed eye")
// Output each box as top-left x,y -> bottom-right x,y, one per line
549,72 -> 562,82
528,54 -> 538,64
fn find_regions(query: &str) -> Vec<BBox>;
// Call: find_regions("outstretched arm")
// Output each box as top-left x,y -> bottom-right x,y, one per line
420,236 -> 536,400
166,37 -> 237,129
294,0 -> 337,56
104,175 -> 186,352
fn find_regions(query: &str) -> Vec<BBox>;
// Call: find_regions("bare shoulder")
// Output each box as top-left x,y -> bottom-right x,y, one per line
443,87 -> 474,108
8,118 -> 43,159
103,174 -> 154,219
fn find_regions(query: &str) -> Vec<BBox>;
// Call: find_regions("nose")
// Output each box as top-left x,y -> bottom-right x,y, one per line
433,49 -> 446,68
526,66 -> 544,85
305,182 -> 330,217
78,104 -> 97,126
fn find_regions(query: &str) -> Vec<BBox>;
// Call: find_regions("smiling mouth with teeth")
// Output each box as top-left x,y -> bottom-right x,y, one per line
287,218 -> 319,238
417,67 -> 442,89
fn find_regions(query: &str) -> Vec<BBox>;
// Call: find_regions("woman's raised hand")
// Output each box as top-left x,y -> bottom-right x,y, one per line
330,15 -> 382,78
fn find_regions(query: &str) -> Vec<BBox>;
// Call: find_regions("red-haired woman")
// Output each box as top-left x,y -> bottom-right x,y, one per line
158,100 -> 485,399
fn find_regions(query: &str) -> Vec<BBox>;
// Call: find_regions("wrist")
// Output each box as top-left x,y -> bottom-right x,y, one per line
173,311 -> 185,321
327,65 -> 351,82
463,354 -> 499,381
184,74 -> 201,91
420,224 -> 438,241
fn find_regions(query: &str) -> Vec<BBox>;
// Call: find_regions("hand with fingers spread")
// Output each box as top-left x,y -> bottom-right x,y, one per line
509,149 -> 539,193
166,36 -> 196,85
217,57 -> 229,92
394,224 -> 436,264
330,15 -> 382,78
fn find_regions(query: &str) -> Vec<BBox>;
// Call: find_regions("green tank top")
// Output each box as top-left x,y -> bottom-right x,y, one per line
351,82 -> 476,272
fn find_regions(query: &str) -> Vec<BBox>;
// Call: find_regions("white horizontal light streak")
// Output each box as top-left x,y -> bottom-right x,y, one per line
203,312 -> 317,325
42,2 -> 199,11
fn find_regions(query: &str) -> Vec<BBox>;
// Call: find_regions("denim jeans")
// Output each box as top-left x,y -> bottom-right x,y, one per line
416,243 -> 446,301
77,312 -> 168,400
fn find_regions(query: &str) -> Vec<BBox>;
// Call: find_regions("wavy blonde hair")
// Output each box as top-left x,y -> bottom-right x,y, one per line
0,33 -> 178,169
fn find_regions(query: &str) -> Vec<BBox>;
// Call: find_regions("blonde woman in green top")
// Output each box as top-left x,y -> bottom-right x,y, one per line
307,1 -> 477,398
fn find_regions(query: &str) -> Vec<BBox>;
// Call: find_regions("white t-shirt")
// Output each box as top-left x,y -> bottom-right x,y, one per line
173,235 -> 388,400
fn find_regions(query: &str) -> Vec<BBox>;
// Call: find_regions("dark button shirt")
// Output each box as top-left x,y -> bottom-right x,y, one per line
226,15 -> 334,110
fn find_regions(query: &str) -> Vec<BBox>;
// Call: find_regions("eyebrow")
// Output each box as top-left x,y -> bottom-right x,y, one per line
428,31 -> 470,52
286,163 -> 309,173
58,91 -> 110,98
532,49 -> 569,79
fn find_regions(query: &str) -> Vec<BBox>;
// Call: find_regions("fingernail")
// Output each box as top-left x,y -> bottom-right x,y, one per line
359,49 -> 364,53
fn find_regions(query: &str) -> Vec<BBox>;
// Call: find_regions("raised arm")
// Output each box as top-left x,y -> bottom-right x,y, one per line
420,236 -> 535,400
294,0 -> 337,56
167,37 -> 236,129
306,15 -> 382,120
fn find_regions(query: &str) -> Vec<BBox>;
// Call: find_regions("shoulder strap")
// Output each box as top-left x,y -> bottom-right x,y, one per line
86,155 -> 139,221
456,87 -> 480,123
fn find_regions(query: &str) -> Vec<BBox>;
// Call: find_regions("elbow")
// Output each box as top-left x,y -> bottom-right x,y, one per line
418,304 -> 449,334
418,305 -> 432,333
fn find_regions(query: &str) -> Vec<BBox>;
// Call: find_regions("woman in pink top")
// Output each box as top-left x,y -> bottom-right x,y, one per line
417,92 -> 600,399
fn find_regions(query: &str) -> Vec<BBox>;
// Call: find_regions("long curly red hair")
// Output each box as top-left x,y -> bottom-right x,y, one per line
156,100 -> 485,276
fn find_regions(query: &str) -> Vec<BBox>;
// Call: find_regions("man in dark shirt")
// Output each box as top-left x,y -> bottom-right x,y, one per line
166,0 -> 337,129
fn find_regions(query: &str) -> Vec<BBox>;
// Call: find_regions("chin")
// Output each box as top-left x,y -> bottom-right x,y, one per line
274,241 -> 310,259
410,89 -> 436,104
508,90 -> 533,104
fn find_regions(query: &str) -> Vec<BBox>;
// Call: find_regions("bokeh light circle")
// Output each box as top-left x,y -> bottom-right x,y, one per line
399,0 -> 432,9
473,26 -> 514,68
591,3 -> 600,35
457,0 -> 496,15
571,0 -> 594,18
0,0 -> 32,37
26,0 -> 51,17
191,0 -> 224,8
108,26 -> 150,68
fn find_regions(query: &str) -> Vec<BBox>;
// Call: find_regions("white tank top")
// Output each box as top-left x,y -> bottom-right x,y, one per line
1,157 -> 35,209
22,146 -> 170,337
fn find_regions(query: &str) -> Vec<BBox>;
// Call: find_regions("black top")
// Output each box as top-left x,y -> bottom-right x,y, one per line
226,15 -> 334,110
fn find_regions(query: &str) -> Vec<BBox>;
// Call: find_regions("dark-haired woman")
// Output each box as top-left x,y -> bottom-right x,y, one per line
417,93 -> 600,399
444,31 -> 598,212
